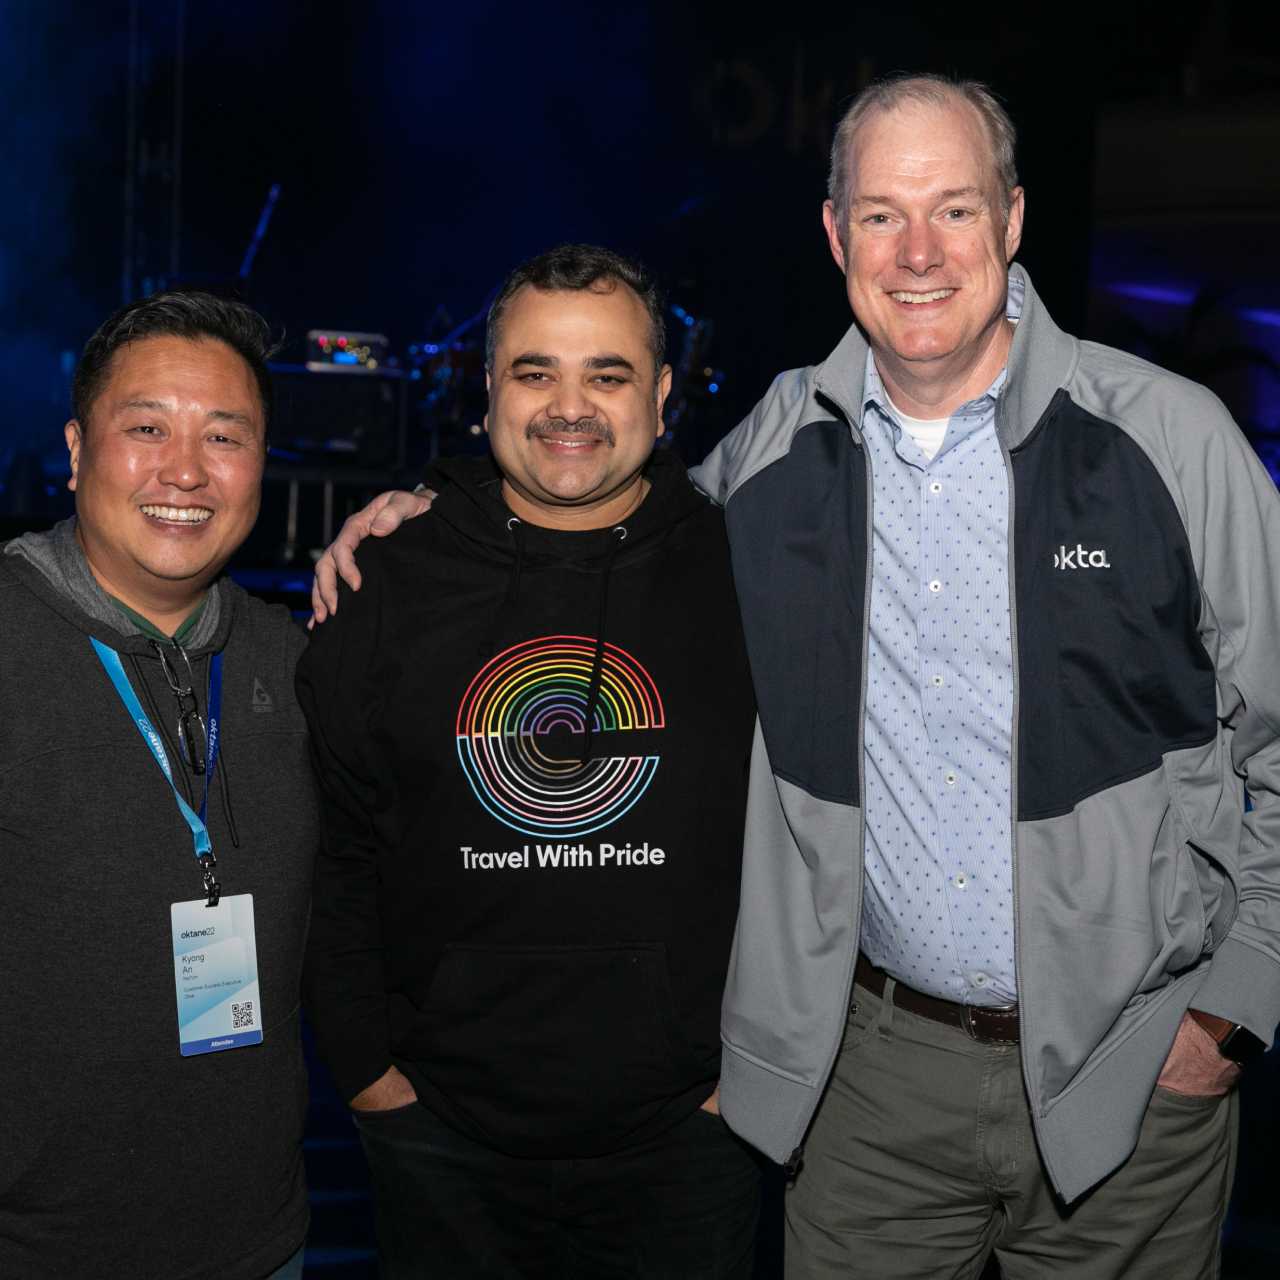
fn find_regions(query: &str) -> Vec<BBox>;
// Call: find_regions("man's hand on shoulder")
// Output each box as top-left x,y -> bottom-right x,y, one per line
309,488 -> 436,626
349,1064 -> 419,1113
1155,1011 -> 1242,1098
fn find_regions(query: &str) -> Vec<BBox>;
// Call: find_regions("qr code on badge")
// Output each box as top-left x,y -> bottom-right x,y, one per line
231,1001 -> 255,1029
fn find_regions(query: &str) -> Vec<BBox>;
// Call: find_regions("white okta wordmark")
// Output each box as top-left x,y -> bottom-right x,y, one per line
1053,543 -> 1112,570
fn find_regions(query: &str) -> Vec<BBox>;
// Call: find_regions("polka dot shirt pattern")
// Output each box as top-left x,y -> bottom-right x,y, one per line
857,338 -> 1017,1006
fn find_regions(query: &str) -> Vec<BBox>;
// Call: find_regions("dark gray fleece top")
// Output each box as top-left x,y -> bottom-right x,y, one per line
0,520 -> 318,1280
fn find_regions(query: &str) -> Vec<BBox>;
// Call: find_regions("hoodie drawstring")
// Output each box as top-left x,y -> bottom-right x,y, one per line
579,526 -> 627,766
216,739 -> 242,849
505,517 -> 526,604
501,514 -> 626,767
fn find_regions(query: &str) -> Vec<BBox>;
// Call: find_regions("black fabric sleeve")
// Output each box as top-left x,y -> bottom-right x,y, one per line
295,555 -> 393,1102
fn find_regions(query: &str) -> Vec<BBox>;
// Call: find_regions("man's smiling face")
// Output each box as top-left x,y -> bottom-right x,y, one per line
65,334 -> 266,609
485,281 -> 671,530
822,97 -> 1024,396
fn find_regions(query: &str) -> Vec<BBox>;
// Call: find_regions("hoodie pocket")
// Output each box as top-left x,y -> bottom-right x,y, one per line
404,942 -> 702,1152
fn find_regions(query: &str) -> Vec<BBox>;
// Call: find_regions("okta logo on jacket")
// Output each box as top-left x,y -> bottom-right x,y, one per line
1053,543 -> 1112,570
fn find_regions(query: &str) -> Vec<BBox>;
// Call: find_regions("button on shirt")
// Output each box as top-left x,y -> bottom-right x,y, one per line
857,289 -> 1020,1006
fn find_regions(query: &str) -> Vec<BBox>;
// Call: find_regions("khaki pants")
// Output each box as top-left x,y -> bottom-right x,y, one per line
787,979 -> 1238,1279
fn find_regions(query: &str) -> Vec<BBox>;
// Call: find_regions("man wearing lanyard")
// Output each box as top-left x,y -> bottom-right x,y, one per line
0,291 -> 317,1279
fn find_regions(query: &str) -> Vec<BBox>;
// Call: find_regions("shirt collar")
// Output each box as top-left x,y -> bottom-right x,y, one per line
861,273 -> 1022,454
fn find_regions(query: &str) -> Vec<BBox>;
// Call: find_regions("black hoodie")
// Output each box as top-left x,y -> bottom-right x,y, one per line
297,452 -> 755,1158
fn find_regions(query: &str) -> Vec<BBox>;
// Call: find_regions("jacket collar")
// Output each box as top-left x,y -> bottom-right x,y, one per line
3,516 -> 235,655
998,264 -> 1079,450
811,264 -> 1079,451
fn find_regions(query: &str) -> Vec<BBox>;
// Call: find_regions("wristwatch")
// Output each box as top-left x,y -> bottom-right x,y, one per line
1188,1009 -> 1268,1066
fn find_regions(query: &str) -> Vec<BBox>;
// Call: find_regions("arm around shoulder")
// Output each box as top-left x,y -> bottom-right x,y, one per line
310,488 -> 434,622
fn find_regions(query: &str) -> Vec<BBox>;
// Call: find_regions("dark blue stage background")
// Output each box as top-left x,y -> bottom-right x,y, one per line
3,2 -> 1279,1275
5,2 -> 1278,505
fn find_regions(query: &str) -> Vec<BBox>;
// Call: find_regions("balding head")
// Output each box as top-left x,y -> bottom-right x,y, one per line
827,74 -> 1019,232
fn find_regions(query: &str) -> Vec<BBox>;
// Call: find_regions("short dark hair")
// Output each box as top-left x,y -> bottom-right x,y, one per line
485,244 -> 666,379
72,289 -> 279,432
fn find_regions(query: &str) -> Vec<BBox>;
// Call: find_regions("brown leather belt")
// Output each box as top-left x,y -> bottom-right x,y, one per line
853,953 -> 1020,1045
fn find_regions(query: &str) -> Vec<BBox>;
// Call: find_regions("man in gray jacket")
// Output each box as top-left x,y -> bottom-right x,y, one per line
692,74 -> 1278,1278
314,73 -> 1279,1279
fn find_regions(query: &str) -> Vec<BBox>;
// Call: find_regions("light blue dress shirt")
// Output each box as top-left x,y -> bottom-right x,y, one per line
857,283 -> 1021,1005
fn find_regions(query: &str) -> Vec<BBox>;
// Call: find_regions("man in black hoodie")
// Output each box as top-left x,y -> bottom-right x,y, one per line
0,292 -> 316,1278
297,245 -> 761,1277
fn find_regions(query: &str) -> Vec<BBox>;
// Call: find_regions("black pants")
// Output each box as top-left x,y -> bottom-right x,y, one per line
354,1100 -> 762,1279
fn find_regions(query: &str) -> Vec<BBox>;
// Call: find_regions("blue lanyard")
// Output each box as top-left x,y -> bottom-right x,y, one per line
91,637 -> 224,898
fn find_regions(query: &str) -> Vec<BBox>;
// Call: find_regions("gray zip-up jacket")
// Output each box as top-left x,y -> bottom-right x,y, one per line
692,265 -> 1280,1202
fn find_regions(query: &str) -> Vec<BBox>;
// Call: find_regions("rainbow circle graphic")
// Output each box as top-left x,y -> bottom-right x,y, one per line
456,635 -> 665,838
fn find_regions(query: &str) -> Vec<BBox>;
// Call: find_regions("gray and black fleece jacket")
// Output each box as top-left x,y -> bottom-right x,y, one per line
0,520 -> 318,1280
692,264 -> 1280,1202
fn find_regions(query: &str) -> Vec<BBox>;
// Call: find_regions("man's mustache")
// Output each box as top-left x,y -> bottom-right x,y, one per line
526,418 -> 615,447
